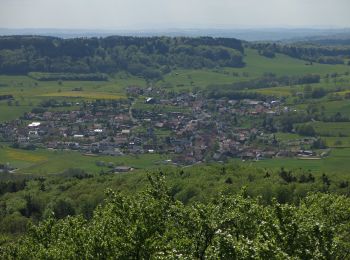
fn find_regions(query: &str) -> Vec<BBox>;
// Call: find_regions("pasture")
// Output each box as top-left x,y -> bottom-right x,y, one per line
0,145 -> 169,174
40,91 -> 125,100
2,141 -> 350,177
323,137 -> 350,148
160,49 -> 350,92
250,148 -> 350,176
308,121 -> 350,137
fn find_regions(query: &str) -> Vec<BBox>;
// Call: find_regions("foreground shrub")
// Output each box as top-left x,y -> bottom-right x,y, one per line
1,174 -> 350,259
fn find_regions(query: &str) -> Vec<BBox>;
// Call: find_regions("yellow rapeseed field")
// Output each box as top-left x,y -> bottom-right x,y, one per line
6,149 -> 47,163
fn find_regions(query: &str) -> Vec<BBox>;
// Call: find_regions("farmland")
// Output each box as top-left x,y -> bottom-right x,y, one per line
0,145 -> 168,174
310,121 -> 350,136
160,48 -> 350,90
0,46 -> 350,174
0,73 -> 143,121
0,47 -> 348,123
40,91 -> 125,100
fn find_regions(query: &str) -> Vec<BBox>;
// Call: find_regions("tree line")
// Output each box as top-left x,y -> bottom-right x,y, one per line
250,42 -> 350,64
0,36 -> 244,79
206,73 -> 320,92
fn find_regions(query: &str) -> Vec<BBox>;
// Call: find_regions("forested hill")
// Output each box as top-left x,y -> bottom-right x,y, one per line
250,41 -> 350,65
0,36 -> 244,78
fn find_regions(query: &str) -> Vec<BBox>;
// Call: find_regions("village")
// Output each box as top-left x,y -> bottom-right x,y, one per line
0,86 -> 321,167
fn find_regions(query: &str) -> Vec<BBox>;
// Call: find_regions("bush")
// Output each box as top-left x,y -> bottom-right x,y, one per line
45,198 -> 76,219
296,124 -> 316,136
0,213 -> 29,234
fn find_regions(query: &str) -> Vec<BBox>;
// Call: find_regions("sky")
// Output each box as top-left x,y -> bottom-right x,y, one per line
0,0 -> 350,29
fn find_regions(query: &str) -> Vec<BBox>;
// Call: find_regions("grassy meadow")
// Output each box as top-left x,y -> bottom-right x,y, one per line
250,148 -> 350,175
40,91 -> 126,100
160,48 -> 350,91
308,121 -> 350,137
0,145 -> 169,175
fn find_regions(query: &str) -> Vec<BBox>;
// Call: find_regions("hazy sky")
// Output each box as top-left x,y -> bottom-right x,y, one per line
0,0 -> 349,29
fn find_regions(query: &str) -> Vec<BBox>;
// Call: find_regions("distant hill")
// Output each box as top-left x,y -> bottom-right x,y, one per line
0,35 -> 244,78
1,28 -> 350,41
292,35 -> 350,46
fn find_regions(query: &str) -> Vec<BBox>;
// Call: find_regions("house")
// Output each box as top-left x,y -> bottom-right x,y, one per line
298,150 -> 315,157
241,152 -> 256,160
121,129 -> 131,135
28,130 -> 39,138
243,99 -> 261,106
94,129 -> 103,134
114,166 -> 133,173
0,163 -> 14,173
28,122 -> 41,127
101,148 -> 123,156
271,100 -> 281,106
43,112 -> 53,120
145,97 -> 156,104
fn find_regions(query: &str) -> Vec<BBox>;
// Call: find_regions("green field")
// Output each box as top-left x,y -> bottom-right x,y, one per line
249,148 -> 350,176
308,121 -> 350,136
241,49 -> 349,76
323,137 -> 350,148
40,91 -> 126,99
274,132 -> 302,141
316,100 -> 350,116
0,146 -> 170,174
160,49 -> 350,91
1,143 -> 350,176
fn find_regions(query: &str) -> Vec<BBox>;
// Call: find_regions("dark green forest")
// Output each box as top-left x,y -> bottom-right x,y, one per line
0,36 -> 244,78
250,42 -> 350,64
2,35 -> 349,81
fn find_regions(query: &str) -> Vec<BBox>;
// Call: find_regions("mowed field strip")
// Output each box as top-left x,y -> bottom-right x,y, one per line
39,91 -> 126,99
